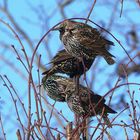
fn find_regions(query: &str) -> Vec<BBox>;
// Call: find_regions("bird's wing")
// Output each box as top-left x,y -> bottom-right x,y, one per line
50,50 -> 74,65
72,26 -> 114,49
90,94 -> 106,104
79,86 -> 106,104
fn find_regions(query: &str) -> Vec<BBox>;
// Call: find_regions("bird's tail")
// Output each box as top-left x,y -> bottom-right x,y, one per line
104,104 -> 117,114
101,49 -> 115,65
91,48 -> 115,65
103,55 -> 115,65
42,69 -> 55,77
42,64 -> 59,77
42,69 -> 50,75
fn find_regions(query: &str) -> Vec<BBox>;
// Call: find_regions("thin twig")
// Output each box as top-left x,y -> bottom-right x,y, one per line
85,0 -> 97,23
0,114 -> 6,140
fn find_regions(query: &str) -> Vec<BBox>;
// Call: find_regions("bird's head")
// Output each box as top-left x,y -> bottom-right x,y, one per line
52,20 -> 75,34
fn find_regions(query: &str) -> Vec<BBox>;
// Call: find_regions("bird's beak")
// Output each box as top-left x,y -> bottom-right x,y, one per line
52,25 -> 61,31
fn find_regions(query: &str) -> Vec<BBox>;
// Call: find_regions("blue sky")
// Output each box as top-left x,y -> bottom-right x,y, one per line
0,0 -> 140,139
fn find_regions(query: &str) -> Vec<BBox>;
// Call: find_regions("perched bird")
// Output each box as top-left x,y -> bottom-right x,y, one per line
66,87 -> 116,117
42,74 -> 117,125
53,20 -> 115,65
42,49 -> 95,78
65,84 -> 117,122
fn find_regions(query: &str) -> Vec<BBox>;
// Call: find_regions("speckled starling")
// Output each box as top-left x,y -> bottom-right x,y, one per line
42,49 -> 95,78
65,84 -> 117,119
42,74 -> 117,119
53,20 -> 115,65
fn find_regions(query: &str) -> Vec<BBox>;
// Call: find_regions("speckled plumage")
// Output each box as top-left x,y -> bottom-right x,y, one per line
42,75 -> 67,102
66,85 -> 117,117
42,74 -> 117,118
42,49 -> 95,78
53,20 -> 115,65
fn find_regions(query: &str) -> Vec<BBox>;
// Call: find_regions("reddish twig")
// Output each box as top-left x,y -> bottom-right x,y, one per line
0,114 -> 6,140
85,0 -> 97,23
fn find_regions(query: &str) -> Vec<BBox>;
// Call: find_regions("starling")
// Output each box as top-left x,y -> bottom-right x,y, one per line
66,85 -> 117,118
42,49 -> 95,78
42,74 -> 117,121
53,20 -> 115,65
